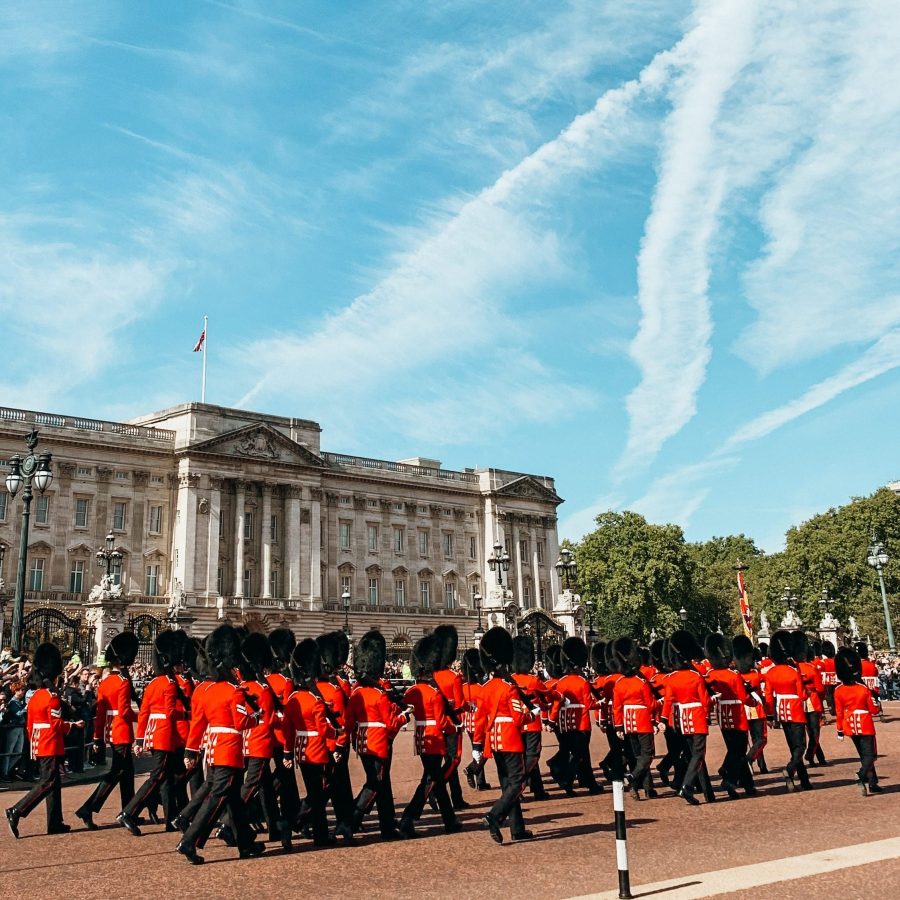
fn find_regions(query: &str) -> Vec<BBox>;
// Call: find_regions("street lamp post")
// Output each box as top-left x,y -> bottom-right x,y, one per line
487,541 -> 512,587
341,589 -> 352,635
867,534 -> 896,652
5,430 -> 54,655
473,591 -> 484,644
679,606 -> 688,626
96,531 -> 122,582
555,547 -> 577,590
582,598 -> 597,646
0,543 -> 6,648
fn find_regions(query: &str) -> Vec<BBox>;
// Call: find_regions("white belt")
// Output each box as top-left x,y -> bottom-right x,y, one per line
415,719 -> 437,726
295,730 -> 319,737
357,722 -> 386,728
852,709 -> 870,716
775,694 -> 799,700
149,713 -> 168,720
494,716 -> 514,723
676,702 -> 701,708
623,704 -> 646,711
32,723 -> 50,730
718,700 -> 742,705
208,726 -> 241,735
106,709 -> 119,716
565,703 -> 585,709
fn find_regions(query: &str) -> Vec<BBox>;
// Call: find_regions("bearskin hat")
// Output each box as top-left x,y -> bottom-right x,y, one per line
810,638 -> 822,658
106,631 -> 139,668
433,624 -> 458,670
175,630 -> 197,673
33,642 -> 63,682
463,647 -> 484,684
789,630 -> 809,663
611,636 -> 641,677
704,633 -> 733,670
562,636 -> 588,670
668,630 -> 701,668
835,647 -> 862,685
821,639 -> 836,659
513,635 -> 535,675
316,632 -> 341,676
545,643 -> 564,679
153,630 -> 182,674
206,624 -> 242,676
591,640 -> 609,676
768,630 -> 792,666
479,626 -> 513,672
854,641 -> 870,660
241,632 -> 274,679
411,633 -> 442,680
355,630 -> 386,681
757,641 -> 769,660
604,640 -> 620,674
649,638 -> 667,671
192,637 -> 209,677
335,630 -> 350,667
291,638 -> 321,683
640,646 -> 652,667
269,627 -> 297,668
732,635 -> 755,675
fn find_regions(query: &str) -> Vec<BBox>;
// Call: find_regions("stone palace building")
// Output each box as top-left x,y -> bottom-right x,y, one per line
0,402 -> 572,660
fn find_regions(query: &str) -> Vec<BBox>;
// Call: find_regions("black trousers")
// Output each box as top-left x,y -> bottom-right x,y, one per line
721,729 -> 754,791
805,712 -> 826,764
326,753 -> 354,829
179,760 -> 210,823
13,756 -> 63,830
747,719 -> 768,770
523,731 -> 546,796
403,753 -> 456,828
489,751 -> 525,836
299,762 -> 328,842
443,731 -> 464,806
657,725 -> 683,779
242,756 -> 280,837
273,743 -> 300,827
354,753 -> 396,836
123,749 -> 184,823
626,733 -> 654,790
81,743 -> 134,814
782,722 -> 811,787
824,684 -> 836,715
603,725 -> 634,781
181,765 -> 253,852
850,735 -> 878,787
562,731 -> 600,789
680,734 -> 707,794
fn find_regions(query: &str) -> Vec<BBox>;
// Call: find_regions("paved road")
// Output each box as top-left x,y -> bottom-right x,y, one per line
1,704 -> 897,900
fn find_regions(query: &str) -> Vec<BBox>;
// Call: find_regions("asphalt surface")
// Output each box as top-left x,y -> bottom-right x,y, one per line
0,704 -> 897,900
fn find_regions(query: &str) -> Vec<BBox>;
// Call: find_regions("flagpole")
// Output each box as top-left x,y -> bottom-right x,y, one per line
201,314 -> 208,403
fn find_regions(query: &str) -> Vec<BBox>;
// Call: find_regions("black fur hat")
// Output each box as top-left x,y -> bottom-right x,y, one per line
591,640 -> 609,675
835,647 -> 862,684
355,630 -> 386,681
562,636 -> 588,670
411,633 -> 442,679
206,624 -> 242,675
810,638 -> 822,658
153,630 -> 181,674
106,631 -> 139,668
649,638 -> 667,671
269,627 -> 297,669
854,641 -> 870,660
704,633 -> 733,670
640,646 -> 652,667
513,635 -> 535,675
192,638 -> 209,677
335,630 -> 350,667
241,632 -> 274,679
463,648 -> 484,684
789,630 -> 809,663
479,626 -> 513,671
668,630 -> 701,668
316,632 -> 341,676
175,630 -> 197,673
732,635 -> 755,675
758,641 -> 769,658
604,640 -> 621,674
33,642 -> 63,683
545,643 -> 564,679
611,636 -> 641,676
291,638 -> 321,683
433,624 -> 458,669
769,630 -> 792,666
821,639 -> 836,659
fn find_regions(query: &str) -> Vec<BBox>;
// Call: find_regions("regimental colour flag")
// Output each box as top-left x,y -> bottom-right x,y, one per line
193,329 -> 206,352
737,567 -> 753,640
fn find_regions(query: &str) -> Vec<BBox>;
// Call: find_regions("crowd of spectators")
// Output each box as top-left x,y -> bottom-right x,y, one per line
875,653 -> 900,700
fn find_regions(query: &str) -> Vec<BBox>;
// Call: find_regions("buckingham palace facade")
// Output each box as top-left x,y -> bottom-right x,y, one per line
0,402 -> 565,654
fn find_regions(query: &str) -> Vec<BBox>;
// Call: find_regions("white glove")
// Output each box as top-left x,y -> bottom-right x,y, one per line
531,706 -> 542,717
472,749 -> 483,763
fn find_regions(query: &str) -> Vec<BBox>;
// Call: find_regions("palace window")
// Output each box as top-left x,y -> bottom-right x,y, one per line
442,532 -> 454,558
29,558 -> 45,591
395,579 -> 406,607
74,498 -> 90,528
271,514 -> 279,543
243,511 -> 253,541
418,529 -> 429,556
445,582 -> 456,610
339,522 -> 352,550
145,564 -> 160,596
367,524 -> 379,553
0,492 -> 7,521
69,560 -> 85,593
469,535 -> 477,560
113,501 -> 127,531
149,505 -> 163,534
419,580 -> 431,608
393,526 -> 405,554
35,495 -> 50,525
368,578 -> 379,606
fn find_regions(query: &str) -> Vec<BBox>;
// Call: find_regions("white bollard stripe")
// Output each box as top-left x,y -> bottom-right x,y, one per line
612,779 -> 625,811
616,838 -> 629,871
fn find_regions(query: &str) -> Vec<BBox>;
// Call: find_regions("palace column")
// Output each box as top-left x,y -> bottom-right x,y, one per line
310,488 -> 323,602
233,480 -> 246,598
206,476 -> 224,598
285,486 -> 302,599
530,520 -> 541,610
261,483 -> 274,598
512,517 -> 524,607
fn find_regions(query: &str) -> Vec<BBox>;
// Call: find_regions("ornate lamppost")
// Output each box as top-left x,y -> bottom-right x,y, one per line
96,531 -> 122,583
0,543 -> 6,647
555,547 -> 577,589
341,588 -> 352,635
487,541 -> 511,586
5,430 -> 53,655
582,598 -> 598,646
473,591 -> 484,644
867,533 -> 896,652
679,606 -> 688,627
779,585 -> 801,630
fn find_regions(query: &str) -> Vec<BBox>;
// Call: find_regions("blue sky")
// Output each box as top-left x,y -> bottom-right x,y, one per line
2,1 -> 900,553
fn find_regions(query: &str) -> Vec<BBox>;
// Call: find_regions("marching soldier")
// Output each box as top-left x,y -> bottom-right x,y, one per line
511,635 -> 552,801
461,648 -> 491,791
267,628 -> 301,832
818,640 -> 838,715
733,635 -> 768,775
6,643 -> 83,838
432,625 -> 468,810
648,639 -> 680,787
855,642 -> 883,716
75,631 -> 140,829
792,632 -> 827,766
834,646 -> 882,795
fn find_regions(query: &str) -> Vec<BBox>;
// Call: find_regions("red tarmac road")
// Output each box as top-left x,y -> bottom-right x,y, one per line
1,705 -> 897,900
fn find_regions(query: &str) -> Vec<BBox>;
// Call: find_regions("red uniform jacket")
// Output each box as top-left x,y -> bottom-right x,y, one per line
834,683 -> 880,737
266,672 -> 294,747
317,679 -> 350,752
345,685 -> 405,760
798,661 -> 825,714
241,679 -> 277,759
433,668 -> 465,732
405,682 -> 451,755
612,675 -> 656,734
818,657 -> 837,687
27,688 -> 72,758
473,676 -> 531,756
283,688 -> 334,765
705,668 -> 750,731
662,670 -> 711,735
190,679 -> 216,753
187,681 -> 256,768
593,674 -> 609,727
462,682 -> 482,736
174,674 -> 193,748
741,670 -> 766,721
94,671 -> 136,746
648,671 -> 668,717
764,665 -> 807,723
553,673 -> 597,732
640,664 -> 658,681
512,672 -> 555,734
137,675 -> 182,752
860,660 -> 880,695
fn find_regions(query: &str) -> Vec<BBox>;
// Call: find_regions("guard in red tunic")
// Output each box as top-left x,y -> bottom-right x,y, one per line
543,643 -> 568,787
792,632 -> 828,766
819,640 -> 838,715
764,629 -> 812,792
473,627 -> 534,844
733,635 -> 768,775
661,631 -> 712,806
648,639 -> 680,787
75,631 -> 140,829
117,631 -> 189,835
461,648 -> 491,790
611,637 -> 657,800
432,624 -> 468,810
512,635 -> 553,801
345,630 -> 409,839
267,627 -> 301,831
834,647 -> 882,795
601,641 -> 636,783
282,639 -> 337,846
6,643 -> 83,838
855,642 -> 882,715
398,634 -> 463,838
176,625 -> 265,864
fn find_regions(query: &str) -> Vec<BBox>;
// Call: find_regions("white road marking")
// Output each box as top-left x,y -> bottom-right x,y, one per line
570,836 -> 900,900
